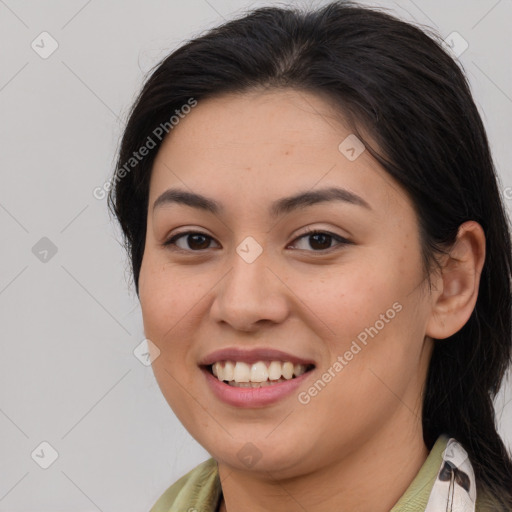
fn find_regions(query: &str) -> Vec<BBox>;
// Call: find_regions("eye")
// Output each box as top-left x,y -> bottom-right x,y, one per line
163,231 -> 219,252
288,228 -> 351,252
162,228 -> 351,253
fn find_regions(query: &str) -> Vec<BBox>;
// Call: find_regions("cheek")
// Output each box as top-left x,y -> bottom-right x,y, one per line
301,245 -> 427,378
139,262 -> 201,420
139,254 -> 198,335
138,258 -> 196,371
293,257 -> 405,347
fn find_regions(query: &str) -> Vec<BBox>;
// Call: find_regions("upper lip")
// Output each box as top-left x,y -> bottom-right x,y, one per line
199,347 -> 316,367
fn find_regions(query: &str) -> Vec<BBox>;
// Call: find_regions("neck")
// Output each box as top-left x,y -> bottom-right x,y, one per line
217,422 -> 429,512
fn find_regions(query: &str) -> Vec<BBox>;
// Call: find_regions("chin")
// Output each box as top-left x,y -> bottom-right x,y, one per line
206,434 -> 312,475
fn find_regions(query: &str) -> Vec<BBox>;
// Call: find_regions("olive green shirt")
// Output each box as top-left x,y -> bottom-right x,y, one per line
149,435 -> 497,511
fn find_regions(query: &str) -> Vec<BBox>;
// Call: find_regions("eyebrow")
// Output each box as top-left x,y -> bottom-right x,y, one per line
153,186 -> 371,217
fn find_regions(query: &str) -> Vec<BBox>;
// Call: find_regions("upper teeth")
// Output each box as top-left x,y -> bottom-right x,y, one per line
212,360 -> 308,383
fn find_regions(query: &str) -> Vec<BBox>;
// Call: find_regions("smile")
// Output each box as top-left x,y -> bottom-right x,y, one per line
208,360 -> 315,387
199,347 -> 316,407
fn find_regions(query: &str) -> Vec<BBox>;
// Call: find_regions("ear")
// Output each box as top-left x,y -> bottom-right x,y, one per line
425,221 -> 486,340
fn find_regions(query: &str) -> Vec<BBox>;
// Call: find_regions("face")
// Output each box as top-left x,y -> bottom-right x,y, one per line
139,89 -> 435,477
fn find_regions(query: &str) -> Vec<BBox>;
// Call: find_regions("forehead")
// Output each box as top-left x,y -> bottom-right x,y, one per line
156,89 -> 353,162
149,89 -> 412,218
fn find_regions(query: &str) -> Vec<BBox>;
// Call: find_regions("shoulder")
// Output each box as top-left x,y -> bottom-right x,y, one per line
149,458 -> 221,512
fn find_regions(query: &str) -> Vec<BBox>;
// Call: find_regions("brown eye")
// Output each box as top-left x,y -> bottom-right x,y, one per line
289,230 -> 351,252
163,231 -> 218,251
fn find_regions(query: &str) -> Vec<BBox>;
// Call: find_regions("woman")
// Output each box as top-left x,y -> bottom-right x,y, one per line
108,1 -> 512,510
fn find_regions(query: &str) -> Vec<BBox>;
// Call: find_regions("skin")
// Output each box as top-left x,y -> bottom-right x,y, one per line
138,89 -> 486,512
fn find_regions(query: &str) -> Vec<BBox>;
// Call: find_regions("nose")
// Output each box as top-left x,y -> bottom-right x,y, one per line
209,241 -> 290,332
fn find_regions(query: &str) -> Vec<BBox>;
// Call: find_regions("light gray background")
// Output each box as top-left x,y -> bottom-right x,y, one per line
0,0 -> 511,511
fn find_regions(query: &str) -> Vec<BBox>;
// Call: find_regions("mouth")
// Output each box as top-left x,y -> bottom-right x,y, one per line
201,360 -> 316,388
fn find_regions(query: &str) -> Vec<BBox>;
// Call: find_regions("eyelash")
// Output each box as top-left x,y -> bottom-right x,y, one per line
162,228 -> 351,254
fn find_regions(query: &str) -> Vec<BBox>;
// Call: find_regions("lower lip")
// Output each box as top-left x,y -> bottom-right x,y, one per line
202,367 -> 314,408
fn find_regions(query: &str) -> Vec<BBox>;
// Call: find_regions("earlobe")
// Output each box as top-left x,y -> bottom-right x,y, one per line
425,221 -> 486,340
